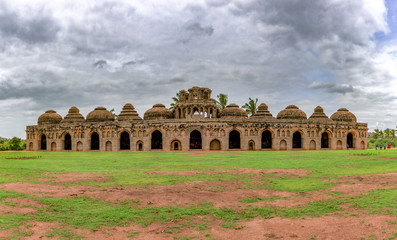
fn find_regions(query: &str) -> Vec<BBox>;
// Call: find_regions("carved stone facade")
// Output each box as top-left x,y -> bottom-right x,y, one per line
26,86 -> 368,152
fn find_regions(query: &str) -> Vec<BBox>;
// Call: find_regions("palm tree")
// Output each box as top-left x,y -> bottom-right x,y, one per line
170,93 -> 181,110
242,98 -> 258,116
373,129 -> 384,139
390,129 -> 396,141
110,109 -> 118,118
384,128 -> 391,139
216,93 -> 228,110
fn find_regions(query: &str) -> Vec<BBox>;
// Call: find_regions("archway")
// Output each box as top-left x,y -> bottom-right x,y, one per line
261,130 -> 272,149
210,139 -> 221,150
40,134 -> 47,150
229,130 -> 240,149
137,141 -> 143,151
292,131 -> 302,149
151,130 -> 162,149
76,141 -> 83,151
51,142 -> 56,151
321,132 -> 329,148
347,133 -> 354,149
360,141 -> 365,150
91,132 -> 100,150
309,140 -> 316,150
120,131 -> 130,150
190,130 -> 202,149
336,140 -> 343,150
105,141 -> 112,151
280,140 -> 287,150
29,142 -> 33,151
248,140 -> 255,150
171,140 -> 181,151
64,133 -> 72,150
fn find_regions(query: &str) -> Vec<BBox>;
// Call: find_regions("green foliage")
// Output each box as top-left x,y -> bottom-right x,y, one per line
242,97 -> 258,116
216,93 -> 228,110
170,93 -> 181,110
44,228 -> 84,239
0,137 -> 26,151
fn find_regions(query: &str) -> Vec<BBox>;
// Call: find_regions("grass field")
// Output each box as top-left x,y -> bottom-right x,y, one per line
0,150 -> 396,239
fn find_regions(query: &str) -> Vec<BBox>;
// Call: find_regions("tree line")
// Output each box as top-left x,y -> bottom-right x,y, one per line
368,127 -> 397,149
0,137 -> 26,151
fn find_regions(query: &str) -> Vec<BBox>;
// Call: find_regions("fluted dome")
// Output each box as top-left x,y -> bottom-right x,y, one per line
220,104 -> 248,118
251,103 -> 275,119
144,104 -> 173,120
38,110 -> 63,125
330,108 -> 357,122
277,105 -> 307,120
86,107 -> 115,122
309,106 -> 330,120
62,106 -> 85,122
117,103 -> 142,121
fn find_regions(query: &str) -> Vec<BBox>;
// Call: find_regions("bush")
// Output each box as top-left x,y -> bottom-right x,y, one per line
0,137 -> 26,151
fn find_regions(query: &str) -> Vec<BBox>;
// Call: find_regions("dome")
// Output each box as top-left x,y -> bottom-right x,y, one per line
62,106 -> 85,122
86,107 -> 115,122
330,108 -> 357,122
220,104 -> 248,119
277,105 -> 307,120
251,103 -> 275,119
309,106 -> 330,120
117,103 -> 142,121
144,104 -> 173,120
38,110 -> 63,125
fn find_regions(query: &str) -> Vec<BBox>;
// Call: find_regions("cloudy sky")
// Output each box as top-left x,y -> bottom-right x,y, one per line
1,0 -> 397,138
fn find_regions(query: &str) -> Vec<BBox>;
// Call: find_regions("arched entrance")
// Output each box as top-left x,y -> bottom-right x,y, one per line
120,131 -> 130,150
309,140 -> 316,150
151,130 -> 162,149
248,140 -> 255,150
280,140 -> 287,150
321,132 -> 329,148
337,140 -> 343,150
29,142 -> 33,151
64,133 -> 72,150
40,134 -> 47,150
91,132 -> 100,150
137,141 -> 143,151
105,141 -> 112,151
210,139 -> 221,150
76,141 -> 83,151
229,130 -> 240,149
190,130 -> 202,149
261,130 -> 272,149
360,141 -> 365,150
51,142 -> 56,151
292,131 -> 302,149
171,140 -> 181,151
347,133 -> 354,149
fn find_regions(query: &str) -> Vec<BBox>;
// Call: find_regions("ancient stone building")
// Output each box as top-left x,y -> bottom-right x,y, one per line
26,86 -> 368,152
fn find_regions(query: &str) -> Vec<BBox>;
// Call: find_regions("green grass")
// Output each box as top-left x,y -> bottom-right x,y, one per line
0,150 -> 396,238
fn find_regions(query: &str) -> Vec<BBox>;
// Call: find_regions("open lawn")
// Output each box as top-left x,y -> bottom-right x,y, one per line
0,150 -> 396,239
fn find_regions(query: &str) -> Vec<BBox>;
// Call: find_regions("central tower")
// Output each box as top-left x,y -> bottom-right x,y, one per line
174,86 -> 219,119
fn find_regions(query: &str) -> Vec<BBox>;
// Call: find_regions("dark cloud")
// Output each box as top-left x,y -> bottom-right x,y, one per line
179,22 -> 214,44
0,4 -> 60,44
93,60 -> 107,69
308,82 -> 354,94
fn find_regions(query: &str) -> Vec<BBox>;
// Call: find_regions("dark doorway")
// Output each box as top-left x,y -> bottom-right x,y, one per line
137,142 -> 143,151
229,130 -> 240,149
292,131 -> 302,148
40,134 -> 47,150
190,130 -> 202,149
64,133 -> 71,150
321,132 -> 329,148
151,130 -> 162,149
91,132 -> 100,150
120,132 -> 130,150
347,133 -> 353,149
262,130 -> 272,148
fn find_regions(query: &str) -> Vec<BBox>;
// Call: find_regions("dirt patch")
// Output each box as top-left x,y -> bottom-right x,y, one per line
36,172 -> 110,184
145,168 -> 312,177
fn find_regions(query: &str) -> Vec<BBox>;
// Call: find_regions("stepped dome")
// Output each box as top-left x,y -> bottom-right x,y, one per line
117,103 -> 142,121
251,103 -> 274,119
309,106 -> 330,120
62,106 -> 85,122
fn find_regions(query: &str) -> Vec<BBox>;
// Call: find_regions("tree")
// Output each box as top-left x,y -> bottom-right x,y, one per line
373,129 -> 383,139
242,98 -> 258,116
391,129 -> 396,141
384,128 -> 391,139
8,137 -> 24,150
170,92 -> 181,110
216,93 -> 228,110
110,109 -> 118,118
